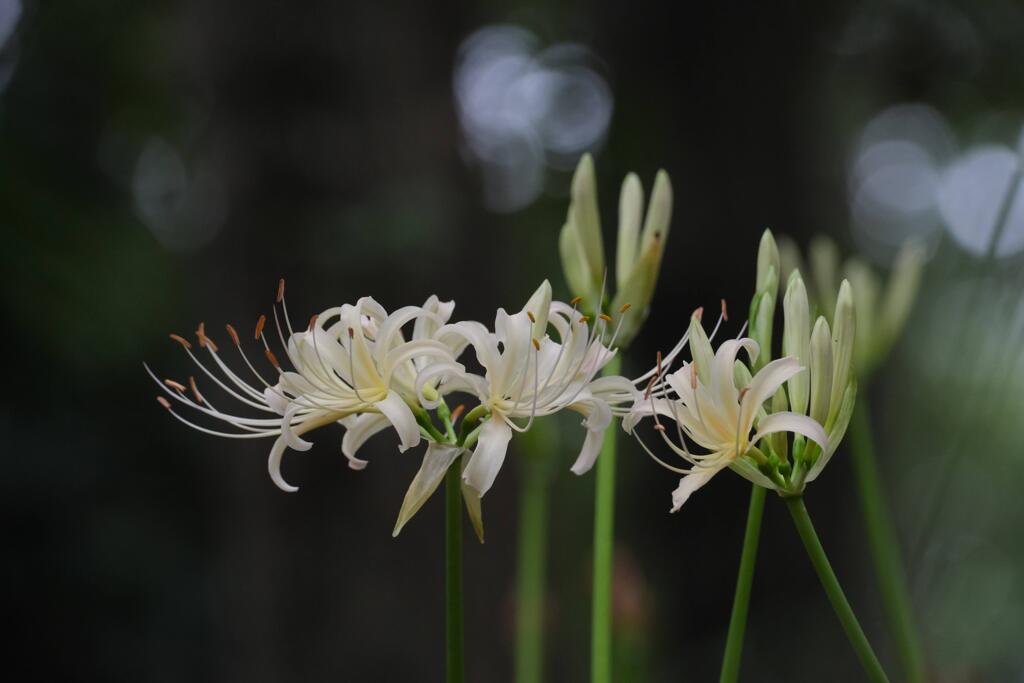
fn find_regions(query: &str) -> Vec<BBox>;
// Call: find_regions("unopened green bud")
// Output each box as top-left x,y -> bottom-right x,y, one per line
615,173 -> 644,290
559,214 -> 592,303
756,229 -> 780,298
611,236 -> 662,348
749,286 -> 775,371
687,310 -> 714,385
610,170 -> 672,347
639,170 -> 672,266
843,259 -> 879,374
828,280 -> 856,428
783,271 -> 811,415
809,316 -> 833,425
569,153 -> 605,291
522,279 -> 552,339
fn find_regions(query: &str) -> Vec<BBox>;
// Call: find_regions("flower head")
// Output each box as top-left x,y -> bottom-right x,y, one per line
625,230 -> 859,509
147,281 -> 458,493
426,281 -> 638,499
625,313 -> 828,510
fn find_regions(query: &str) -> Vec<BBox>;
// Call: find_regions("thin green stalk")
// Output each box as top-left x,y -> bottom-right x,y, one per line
718,484 -> 766,683
445,460 -> 464,683
590,355 -> 622,683
785,496 -> 891,683
515,453 -> 550,683
849,395 -> 925,683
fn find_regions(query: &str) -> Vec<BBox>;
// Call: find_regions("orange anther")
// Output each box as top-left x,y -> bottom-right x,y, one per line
189,376 -> 203,404
721,299 -> 729,322
450,404 -> 466,423
570,295 -> 583,306
265,348 -> 281,370
169,334 -> 192,350
164,379 -> 186,392
225,324 -> 240,346
156,396 -> 172,410
254,314 -> 267,340
276,278 -> 285,303
531,338 -> 540,351
618,303 -> 632,314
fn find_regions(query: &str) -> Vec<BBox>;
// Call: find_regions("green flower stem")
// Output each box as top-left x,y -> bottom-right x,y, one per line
850,395 -> 925,683
785,496 -> 891,683
515,451 -> 551,683
718,484 -> 767,683
445,459 -> 464,683
591,355 -> 622,683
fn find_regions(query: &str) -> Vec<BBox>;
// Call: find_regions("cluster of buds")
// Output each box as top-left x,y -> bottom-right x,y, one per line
558,154 -> 673,348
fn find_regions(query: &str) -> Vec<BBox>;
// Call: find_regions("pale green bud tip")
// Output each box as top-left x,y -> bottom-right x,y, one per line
687,308 -> 714,385
828,279 -> 856,426
421,384 -> 439,402
757,229 -> 781,296
572,153 -> 596,195
523,279 -> 553,337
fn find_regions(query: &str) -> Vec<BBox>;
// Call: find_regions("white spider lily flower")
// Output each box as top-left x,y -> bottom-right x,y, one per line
625,327 -> 827,511
147,282 -> 457,493
425,282 -> 637,498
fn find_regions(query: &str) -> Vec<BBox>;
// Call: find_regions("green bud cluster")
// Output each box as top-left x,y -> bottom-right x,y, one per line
745,230 -> 859,495
778,235 -> 924,378
558,154 -> 673,348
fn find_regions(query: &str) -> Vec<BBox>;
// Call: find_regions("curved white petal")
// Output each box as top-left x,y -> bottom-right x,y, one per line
751,411 -> 827,451
281,404 -> 315,451
739,357 -> 804,435
569,426 -> 605,475
670,462 -> 725,512
462,417 -> 513,497
374,392 -> 420,453
340,413 -> 391,470
267,435 -> 299,493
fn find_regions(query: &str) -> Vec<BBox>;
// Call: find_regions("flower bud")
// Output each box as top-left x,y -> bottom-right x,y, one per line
783,271 -> 811,415
843,259 -> 879,374
756,229 -> 780,298
523,279 -> 553,339
749,286 -> 775,371
615,173 -> 644,290
559,154 -> 607,307
809,316 -> 833,425
828,280 -> 856,428
687,311 -> 714,385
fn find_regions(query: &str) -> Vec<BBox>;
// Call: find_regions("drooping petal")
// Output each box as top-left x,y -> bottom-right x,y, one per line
281,404 -> 316,452
267,435 -> 299,493
373,391 -> 420,453
340,413 -> 391,470
462,416 -> 513,497
751,411 -> 827,452
670,462 -> 725,512
570,427 -> 605,475
392,443 -> 464,537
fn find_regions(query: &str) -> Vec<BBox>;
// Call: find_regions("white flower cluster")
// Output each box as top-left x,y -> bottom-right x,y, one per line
148,279 -> 647,537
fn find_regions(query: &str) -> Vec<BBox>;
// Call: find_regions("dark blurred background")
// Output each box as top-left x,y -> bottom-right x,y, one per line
3,0 -> 1024,681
